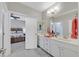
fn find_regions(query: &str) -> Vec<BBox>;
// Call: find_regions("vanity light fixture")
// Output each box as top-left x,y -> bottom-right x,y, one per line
50,9 -> 54,12
47,10 -> 51,14
54,6 -> 59,12
47,9 -> 54,14
47,6 -> 60,15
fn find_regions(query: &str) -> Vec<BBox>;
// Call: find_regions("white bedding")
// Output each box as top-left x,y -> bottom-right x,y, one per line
11,33 -> 24,37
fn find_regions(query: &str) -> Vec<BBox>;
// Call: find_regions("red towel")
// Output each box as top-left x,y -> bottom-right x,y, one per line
71,16 -> 78,39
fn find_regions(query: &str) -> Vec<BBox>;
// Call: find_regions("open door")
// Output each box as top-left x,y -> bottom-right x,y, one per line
25,17 -> 37,49
0,3 -> 11,57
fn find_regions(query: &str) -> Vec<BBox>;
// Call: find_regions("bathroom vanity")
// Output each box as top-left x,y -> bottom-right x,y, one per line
39,34 -> 79,57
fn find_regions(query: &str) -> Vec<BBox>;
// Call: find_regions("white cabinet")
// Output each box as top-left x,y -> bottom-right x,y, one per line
60,42 -> 79,57
60,47 -> 79,57
39,36 -> 61,57
50,40 -> 60,57
39,35 -> 79,57
43,37 -> 50,53
39,36 -> 60,56
39,36 -> 44,48
39,36 -> 51,53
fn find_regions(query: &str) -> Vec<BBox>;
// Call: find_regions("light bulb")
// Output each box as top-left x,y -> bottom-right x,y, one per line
47,11 -> 51,14
50,9 -> 54,12
54,6 -> 60,12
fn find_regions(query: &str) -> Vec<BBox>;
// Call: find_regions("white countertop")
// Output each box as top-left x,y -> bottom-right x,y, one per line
51,37 -> 79,46
38,33 -> 79,47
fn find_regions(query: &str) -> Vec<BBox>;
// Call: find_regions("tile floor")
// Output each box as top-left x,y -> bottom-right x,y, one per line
8,42 -> 51,57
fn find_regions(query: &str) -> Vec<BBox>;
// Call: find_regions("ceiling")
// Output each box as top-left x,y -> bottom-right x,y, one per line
21,2 -> 56,12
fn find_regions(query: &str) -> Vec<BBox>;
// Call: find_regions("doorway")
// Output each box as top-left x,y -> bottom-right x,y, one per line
10,11 -> 26,53
9,11 -> 38,55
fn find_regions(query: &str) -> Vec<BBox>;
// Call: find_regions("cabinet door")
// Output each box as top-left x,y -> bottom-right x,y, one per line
38,36 -> 41,47
43,37 -> 50,53
61,47 -> 79,57
50,40 -> 60,57
42,37 -> 47,50
39,36 -> 45,48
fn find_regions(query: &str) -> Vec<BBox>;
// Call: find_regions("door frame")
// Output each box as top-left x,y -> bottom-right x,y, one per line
0,2 -> 11,56
9,11 -> 27,52
3,9 -> 38,56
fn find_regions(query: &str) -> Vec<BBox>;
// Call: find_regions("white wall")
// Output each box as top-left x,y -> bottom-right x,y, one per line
11,19 -> 25,28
